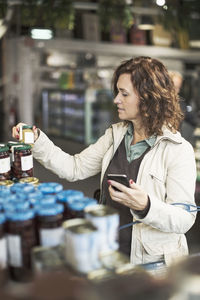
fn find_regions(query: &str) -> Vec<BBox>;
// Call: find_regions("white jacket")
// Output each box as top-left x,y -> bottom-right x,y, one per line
33,122 -> 197,266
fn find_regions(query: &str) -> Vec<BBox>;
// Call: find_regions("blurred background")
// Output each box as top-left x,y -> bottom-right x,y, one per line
1,1 -> 200,253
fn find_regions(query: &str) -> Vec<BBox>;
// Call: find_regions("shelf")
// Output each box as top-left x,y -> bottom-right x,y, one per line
34,38 -> 200,63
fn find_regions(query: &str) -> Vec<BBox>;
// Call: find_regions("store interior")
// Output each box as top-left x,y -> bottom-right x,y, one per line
1,0 -> 200,299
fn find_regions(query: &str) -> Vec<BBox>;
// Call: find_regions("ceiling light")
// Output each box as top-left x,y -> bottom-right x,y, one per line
31,29 -> 53,40
156,0 -> 165,6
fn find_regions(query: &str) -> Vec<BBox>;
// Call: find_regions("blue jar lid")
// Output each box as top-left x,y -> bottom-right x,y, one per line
0,188 -> 12,197
28,191 -> 43,205
14,193 -> 28,202
14,201 -> 30,211
37,203 -> 64,216
3,202 -> 16,212
6,194 -> 19,202
0,213 -> 6,224
6,209 -> 35,221
68,200 -> 87,211
40,195 -> 57,206
21,184 -> 35,194
37,182 -> 63,194
36,203 -> 64,216
10,183 -> 26,193
57,190 -> 84,203
82,197 -> 98,206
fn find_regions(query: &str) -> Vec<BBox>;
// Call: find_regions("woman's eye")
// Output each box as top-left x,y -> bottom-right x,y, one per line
122,93 -> 128,97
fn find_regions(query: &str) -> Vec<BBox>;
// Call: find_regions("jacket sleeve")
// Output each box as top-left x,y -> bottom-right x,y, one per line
32,128 -> 113,181
132,140 -> 197,234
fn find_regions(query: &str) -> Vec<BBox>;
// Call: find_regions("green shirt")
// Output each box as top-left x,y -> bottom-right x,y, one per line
125,123 -> 156,163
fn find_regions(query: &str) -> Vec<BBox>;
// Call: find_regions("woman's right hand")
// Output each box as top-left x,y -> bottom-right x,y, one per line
12,122 -> 39,142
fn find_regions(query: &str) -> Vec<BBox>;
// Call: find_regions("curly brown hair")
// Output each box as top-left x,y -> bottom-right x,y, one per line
112,56 -> 184,136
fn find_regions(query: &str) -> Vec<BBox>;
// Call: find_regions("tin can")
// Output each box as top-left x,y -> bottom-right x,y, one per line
63,218 -> 101,274
31,245 -> 65,274
84,204 -> 119,254
19,125 -> 34,145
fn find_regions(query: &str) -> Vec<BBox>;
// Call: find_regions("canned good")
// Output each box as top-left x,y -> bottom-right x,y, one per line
19,125 -> 34,145
63,218 -> 101,274
31,245 -> 65,274
100,251 -> 130,271
84,205 -> 119,254
0,145 -> 11,181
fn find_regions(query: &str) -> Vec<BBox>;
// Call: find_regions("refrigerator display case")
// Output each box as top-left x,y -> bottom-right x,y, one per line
42,87 -> 114,144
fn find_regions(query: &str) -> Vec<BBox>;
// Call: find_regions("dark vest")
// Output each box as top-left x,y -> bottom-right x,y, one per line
102,137 -> 150,256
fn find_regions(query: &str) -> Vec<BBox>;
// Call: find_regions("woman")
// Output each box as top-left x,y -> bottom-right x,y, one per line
12,56 -> 196,267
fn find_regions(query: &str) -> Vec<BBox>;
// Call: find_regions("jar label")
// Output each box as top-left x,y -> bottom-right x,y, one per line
0,157 -> 10,173
24,132 -> 34,144
21,155 -> 33,171
0,237 -> 7,268
40,227 -> 64,247
7,234 -> 22,267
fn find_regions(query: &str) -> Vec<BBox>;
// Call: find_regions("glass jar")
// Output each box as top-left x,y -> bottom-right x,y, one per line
0,145 -> 11,181
19,125 -> 34,146
36,203 -> 64,247
11,144 -> 33,179
57,190 -> 84,221
6,209 -> 37,282
0,213 -> 7,272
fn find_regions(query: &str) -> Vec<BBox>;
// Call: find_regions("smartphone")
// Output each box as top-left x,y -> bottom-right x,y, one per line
107,174 -> 129,191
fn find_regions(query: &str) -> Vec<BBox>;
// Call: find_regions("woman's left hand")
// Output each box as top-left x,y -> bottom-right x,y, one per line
108,179 -> 148,211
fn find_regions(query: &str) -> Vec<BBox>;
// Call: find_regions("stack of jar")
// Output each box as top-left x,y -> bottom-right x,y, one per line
0,125 -> 35,184
0,181 -> 97,282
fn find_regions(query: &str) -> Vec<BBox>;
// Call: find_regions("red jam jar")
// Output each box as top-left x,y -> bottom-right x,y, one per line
0,145 -> 11,181
11,144 -> 33,179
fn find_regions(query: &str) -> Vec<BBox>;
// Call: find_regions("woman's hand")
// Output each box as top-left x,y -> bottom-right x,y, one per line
108,179 -> 148,211
12,122 -> 39,142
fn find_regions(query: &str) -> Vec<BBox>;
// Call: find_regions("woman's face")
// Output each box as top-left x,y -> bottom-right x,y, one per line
114,73 -> 140,123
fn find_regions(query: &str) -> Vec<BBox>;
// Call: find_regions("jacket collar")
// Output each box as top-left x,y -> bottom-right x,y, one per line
111,122 -> 182,152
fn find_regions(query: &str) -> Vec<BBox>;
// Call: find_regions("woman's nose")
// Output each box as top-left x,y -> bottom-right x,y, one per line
114,93 -> 121,104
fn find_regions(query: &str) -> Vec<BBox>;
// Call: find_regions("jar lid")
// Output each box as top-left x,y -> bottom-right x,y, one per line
0,180 -> 14,187
12,144 -> 32,151
11,183 -> 35,194
0,213 -> 6,224
37,203 -> 64,216
19,177 -> 39,185
0,145 -> 9,152
68,200 -> 87,211
6,209 -> 35,221
22,125 -> 33,129
37,182 -> 63,194
57,189 -> 84,203
82,197 -> 98,206
7,141 -> 24,147
0,188 -> 12,198
28,191 -> 43,204
40,194 -> 57,206
14,201 -> 30,211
